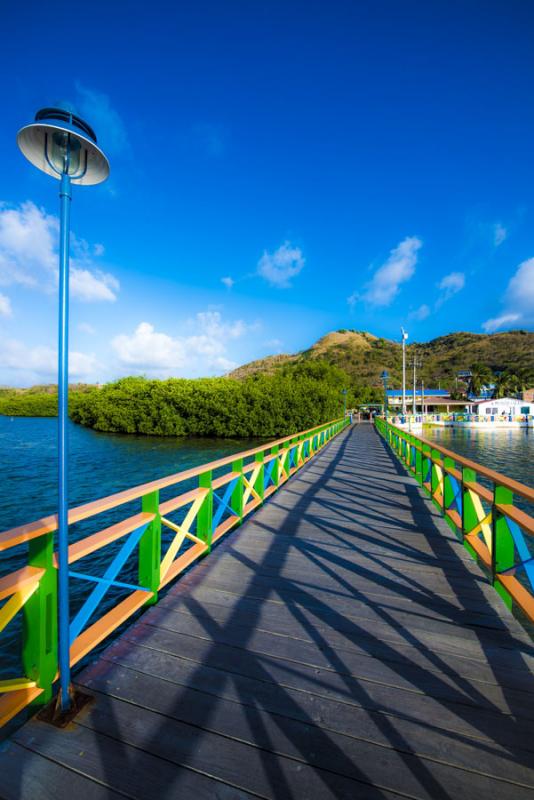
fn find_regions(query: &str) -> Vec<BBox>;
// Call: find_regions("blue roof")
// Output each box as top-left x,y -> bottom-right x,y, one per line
386,389 -> 449,396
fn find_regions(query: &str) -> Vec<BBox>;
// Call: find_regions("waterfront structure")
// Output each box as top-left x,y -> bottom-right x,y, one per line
467,397 -> 533,416
0,417 -> 532,798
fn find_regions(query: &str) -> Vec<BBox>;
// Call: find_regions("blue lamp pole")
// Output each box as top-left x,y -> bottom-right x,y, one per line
380,370 -> 389,432
17,106 -> 109,713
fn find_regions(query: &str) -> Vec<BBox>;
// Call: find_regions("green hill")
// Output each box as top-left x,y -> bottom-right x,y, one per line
229,329 -> 534,390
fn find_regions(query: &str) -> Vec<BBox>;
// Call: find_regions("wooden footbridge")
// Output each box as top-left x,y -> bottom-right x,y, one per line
1,418 -> 534,798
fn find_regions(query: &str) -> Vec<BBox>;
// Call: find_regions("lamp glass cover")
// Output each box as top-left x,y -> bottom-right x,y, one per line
49,132 -> 82,175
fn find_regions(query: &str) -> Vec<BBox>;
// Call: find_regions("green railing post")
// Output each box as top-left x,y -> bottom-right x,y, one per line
462,466 -> 478,557
232,457 -> 244,522
254,451 -> 265,503
270,444 -> 280,487
197,470 -> 214,552
283,442 -> 291,476
22,532 -> 58,705
415,439 -> 423,484
443,456 -> 455,531
422,443 -> 431,495
492,484 -> 514,609
430,449 -> 441,509
139,490 -> 161,605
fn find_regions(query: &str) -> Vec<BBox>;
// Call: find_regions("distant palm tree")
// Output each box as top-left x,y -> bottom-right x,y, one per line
469,365 -> 493,397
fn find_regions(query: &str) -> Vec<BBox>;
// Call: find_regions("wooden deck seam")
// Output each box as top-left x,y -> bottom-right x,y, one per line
75,683 -> 534,794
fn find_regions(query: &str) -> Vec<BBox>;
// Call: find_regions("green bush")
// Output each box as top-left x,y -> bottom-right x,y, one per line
69,365 -> 368,438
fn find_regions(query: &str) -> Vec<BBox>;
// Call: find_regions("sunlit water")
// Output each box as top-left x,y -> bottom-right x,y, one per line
422,426 -> 533,488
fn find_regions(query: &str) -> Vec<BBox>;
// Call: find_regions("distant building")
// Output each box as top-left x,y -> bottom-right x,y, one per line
467,397 -> 533,416
386,388 -> 466,413
521,388 -> 534,403
386,388 -> 450,404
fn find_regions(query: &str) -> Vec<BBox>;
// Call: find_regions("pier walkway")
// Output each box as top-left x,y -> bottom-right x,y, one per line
2,423 -> 534,798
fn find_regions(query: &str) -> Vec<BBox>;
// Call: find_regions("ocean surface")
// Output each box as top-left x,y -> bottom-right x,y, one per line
1,417 -> 532,684
422,425 -> 533,488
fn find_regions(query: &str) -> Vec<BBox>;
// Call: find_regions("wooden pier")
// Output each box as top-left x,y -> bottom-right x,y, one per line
1,423 -> 534,798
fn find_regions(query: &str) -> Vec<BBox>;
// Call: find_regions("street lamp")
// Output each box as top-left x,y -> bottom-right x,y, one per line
380,370 -> 389,423
341,388 -> 348,418
17,105 -> 110,713
401,327 -> 408,416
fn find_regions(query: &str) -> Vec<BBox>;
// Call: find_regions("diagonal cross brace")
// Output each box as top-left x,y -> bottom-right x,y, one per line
69,522 -> 149,644
446,475 -> 462,514
264,459 -> 276,489
212,478 -> 238,532
500,518 -> 534,590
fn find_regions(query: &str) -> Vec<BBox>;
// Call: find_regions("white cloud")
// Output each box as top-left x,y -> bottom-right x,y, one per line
0,338 -> 98,380
264,338 -> 284,350
0,292 -> 12,317
436,271 -> 465,307
483,257 -> 534,332
0,201 -> 119,302
482,313 -> 521,333
257,241 -> 304,288
221,276 -> 235,289
78,322 -> 96,335
112,311 -> 253,377
94,243 -> 105,257
353,236 -> 422,307
76,83 -> 129,156
113,323 -> 186,370
70,268 -> 119,302
494,223 -> 507,247
409,304 -> 431,321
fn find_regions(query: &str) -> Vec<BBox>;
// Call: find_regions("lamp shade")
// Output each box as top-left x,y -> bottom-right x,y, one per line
17,107 -> 109,185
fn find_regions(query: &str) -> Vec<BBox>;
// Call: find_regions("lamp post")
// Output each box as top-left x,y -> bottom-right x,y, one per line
410,356 -> 421,416
17,105 -> 109,713
381,370 -> 389,429
401,327 -> 408,416
341,388 -> 348,418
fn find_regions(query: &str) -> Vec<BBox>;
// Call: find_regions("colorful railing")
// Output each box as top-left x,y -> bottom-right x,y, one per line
0,416 -> 350,728
375,417 -> 534,624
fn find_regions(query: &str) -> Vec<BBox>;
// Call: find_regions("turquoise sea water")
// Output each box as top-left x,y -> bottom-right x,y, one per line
422,425 -> 533,488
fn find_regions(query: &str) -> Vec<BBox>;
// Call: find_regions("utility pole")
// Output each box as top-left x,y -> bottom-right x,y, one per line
421,381 -> 425,416
412,359 -> 417,415
401,327 -> 408,416
409,355 -> 421,416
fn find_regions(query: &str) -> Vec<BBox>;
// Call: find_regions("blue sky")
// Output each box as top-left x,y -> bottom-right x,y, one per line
1,0 -> 533,385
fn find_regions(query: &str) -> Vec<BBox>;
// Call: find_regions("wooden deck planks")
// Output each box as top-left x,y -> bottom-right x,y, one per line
1,422 -> 533,799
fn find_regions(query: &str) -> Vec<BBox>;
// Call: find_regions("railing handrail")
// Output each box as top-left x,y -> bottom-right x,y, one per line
383,419 -> 534,502
0,416 -> 346,550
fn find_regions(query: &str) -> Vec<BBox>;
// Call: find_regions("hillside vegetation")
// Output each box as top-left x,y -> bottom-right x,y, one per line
230,329 -> 534,389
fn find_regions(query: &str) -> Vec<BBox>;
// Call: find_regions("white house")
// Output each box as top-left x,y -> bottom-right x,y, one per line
466,397 -> 533,416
